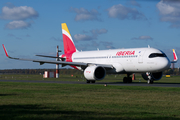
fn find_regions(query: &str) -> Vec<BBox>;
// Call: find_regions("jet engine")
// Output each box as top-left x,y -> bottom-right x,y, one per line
141,72 -> 163,81
84,66 -> 106,80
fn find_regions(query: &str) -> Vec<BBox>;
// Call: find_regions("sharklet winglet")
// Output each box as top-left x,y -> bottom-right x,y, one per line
2,44 -> 9,57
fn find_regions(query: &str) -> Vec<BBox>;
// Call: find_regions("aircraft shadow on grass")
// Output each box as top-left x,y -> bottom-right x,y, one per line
0,104 -> 179,120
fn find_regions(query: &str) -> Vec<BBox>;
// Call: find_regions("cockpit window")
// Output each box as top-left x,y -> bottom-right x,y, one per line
149,53 -> 167,58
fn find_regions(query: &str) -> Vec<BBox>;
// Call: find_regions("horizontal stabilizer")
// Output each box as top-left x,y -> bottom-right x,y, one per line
36,54 -> 66,61
36,55 -> 59,58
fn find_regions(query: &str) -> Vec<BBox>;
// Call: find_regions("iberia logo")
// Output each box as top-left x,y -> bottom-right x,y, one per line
116,51 -> 135,56
86,71 -> 91,73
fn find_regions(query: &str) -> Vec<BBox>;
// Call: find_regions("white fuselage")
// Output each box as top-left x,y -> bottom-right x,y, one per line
71,47 -> 171,73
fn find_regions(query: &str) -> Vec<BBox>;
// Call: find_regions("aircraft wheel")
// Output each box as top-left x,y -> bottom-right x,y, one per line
151,80 -> 154,84
123,77 -> 128,83
91,80 -> 96,83
128,77 -> 132,83
148,80 -> 153,84
86,80 -> 90,83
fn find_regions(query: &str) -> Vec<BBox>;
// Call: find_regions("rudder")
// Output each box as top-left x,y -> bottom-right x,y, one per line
61,23 -> 77,54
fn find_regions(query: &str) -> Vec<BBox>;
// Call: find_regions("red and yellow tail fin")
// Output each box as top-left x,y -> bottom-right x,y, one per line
61,23 -> 77,54
172,49 -> 178,63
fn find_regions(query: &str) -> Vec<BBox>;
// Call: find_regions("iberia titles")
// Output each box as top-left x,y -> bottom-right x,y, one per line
116,51 -> 135,56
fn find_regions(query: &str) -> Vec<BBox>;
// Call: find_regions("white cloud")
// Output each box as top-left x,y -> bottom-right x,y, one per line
132,36 -> 153,40
5,20 -> 31,29
76,41 -> 115,51
0,3 -> 38,30
74,28 -> 108,41
128,0 -> 141,8
91,29 -> 108,35
101,41 -> 115,49
107,4 -> 146,20
0,6 -> 38,20
157,0 -> 180,28
70,7 -> 101,21
76,43 -> 90,51
74,34 -> 93,41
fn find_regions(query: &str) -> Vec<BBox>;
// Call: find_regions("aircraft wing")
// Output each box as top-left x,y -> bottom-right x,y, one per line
2,44 -> 113,69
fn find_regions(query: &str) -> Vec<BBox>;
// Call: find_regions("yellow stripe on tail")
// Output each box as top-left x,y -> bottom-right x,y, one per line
62,23 -> 71,36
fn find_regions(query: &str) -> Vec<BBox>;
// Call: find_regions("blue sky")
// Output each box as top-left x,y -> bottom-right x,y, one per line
1,0 -> 180,69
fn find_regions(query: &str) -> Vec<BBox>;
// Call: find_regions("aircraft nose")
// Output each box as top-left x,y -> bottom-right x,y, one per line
159,58 -> 171,70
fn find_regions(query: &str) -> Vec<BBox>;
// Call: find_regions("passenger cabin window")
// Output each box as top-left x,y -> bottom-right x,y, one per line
149,53 -> 167,58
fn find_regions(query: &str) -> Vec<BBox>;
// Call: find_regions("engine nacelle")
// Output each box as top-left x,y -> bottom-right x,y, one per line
141,72 -> 163,81
84,66 -> 106,80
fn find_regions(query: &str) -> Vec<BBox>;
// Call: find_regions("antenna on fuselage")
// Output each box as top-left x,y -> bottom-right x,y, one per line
148,45 -> 150,48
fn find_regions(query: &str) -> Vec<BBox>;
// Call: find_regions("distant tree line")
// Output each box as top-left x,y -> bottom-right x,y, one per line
0,68 -> 179,75
0,69 -> 83,75
164,68 -> 180,75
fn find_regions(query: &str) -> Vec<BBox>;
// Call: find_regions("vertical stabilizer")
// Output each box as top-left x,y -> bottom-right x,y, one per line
61,23 -> 77,54
173,49 -> 178,62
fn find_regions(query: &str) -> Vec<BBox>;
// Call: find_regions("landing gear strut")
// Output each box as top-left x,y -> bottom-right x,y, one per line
123,74 -> 132,83
146,72 -> 154,84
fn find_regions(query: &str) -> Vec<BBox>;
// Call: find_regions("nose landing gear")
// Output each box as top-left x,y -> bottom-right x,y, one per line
146,72 -> 154,84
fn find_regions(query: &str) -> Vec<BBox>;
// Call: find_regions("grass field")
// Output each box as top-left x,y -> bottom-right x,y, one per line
0,74 -> 180,119
0,74 -> 180,83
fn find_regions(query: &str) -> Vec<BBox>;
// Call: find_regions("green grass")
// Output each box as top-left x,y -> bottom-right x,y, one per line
0,82 -> 180,120
1,74 -> 180,83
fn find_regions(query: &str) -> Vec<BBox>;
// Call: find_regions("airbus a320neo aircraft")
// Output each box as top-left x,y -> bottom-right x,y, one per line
2,23 -> 178,84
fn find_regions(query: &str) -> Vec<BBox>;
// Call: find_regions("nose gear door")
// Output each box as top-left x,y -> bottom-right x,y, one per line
138,51 -> 145,63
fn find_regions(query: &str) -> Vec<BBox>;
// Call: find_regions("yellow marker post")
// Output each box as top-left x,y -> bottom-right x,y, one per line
166,75 -> 170,78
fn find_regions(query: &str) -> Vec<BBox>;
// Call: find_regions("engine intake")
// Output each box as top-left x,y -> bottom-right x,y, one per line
84,66 -> 106,80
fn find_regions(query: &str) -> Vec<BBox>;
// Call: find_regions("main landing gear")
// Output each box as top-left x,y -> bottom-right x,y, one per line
123,74 -> 132,83
86,80 -> 96,83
